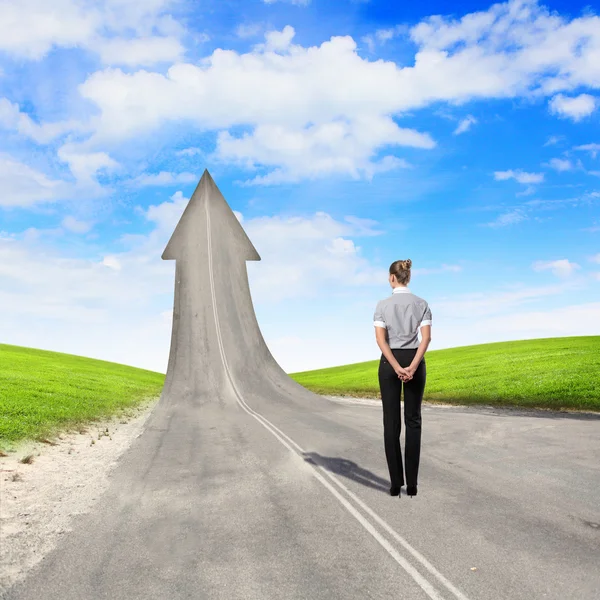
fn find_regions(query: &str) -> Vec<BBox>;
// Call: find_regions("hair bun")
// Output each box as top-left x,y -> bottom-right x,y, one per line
404,259 -> 412,269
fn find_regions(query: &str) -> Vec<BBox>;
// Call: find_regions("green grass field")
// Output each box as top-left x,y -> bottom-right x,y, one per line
0,344 -> 164,451
290,336 -> 600,412
1,336 -> 599,451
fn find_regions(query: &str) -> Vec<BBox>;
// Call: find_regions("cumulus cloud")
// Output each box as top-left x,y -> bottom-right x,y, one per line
176,147 -> 204,157
57,144 -> 119,187
0,0 -> 184,65
142,191 -> 392,302
574,143 -> 600,159
6,0 -> 600,187
263,0 -> 310,5
144,190 -> 190,232
543,135 -> 563,146
65,1 -> 600,184
236,23 -> 263,39
546,157 -> 572,171
361,25 -> 407,53
0,98 -> 83,144
484,208 -> 528,228
131,171 -> 198,186
0,154 -> 67,207
215,118 -> 423,184
453,115 -> 477,135
0,194 -> 424,371
549,94 -> 597,121
532,258 -> 581,278
62,216 -> 93,233
494,169 -> 544,184
96,36 -> 184,67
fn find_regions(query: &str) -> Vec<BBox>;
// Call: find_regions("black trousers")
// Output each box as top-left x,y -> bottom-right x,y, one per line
378,348 -> 426,488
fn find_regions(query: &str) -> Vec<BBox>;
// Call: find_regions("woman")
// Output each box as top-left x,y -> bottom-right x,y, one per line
373,259 -> 432,498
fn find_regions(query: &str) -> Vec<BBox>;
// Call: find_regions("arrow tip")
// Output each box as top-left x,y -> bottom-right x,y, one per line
161,169 -> 260,262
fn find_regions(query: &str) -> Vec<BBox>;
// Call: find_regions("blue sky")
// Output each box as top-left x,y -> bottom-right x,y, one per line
0,0 -> 599,373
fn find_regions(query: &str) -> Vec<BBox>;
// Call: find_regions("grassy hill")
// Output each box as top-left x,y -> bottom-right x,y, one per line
0,344 -> 164,451
289,336 -> 600,412
1,336 -> 599,450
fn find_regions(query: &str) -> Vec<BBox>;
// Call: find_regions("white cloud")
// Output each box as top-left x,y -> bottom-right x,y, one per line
360,35 -> 376,54
0,0 -> 98,60
361,25 -> 408,53
65,2 -> 600,183
494,169 -> 544,184
516,185 -> 536,197
236,23 -> 263,39
0,201 -> 394,372
453,115 -> 477,135
132,171 -> 197,186
0,154 -> 66,207
176,147 -> 203,157
102,255 -> 121,270
216,118 -> 421,183
546,157 -> 572,171
342,216 -> 383,236
574,143 -> 600,159
240,210 -> 391,301
263,0 -> 310,5
57,144 -> 119,187
589,253 -> 600,264
0,0 -> 184,66
433,281 -> 582,318
141,193 -> 393,303
375,29 -> 396,44
549,93 -> 597,122
544,135 -> 563,146
0,98 -> 83,144
484,208 -> 528,227
95,36 -> 184,66
144,190 -> 190,232
62,216 -> 93,233
532,258 -> 581,278
254,24 -> 296,52
1,200 -> 597,374
7,1 -> 600,189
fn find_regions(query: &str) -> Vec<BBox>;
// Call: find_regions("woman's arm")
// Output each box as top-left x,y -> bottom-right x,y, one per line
408,325 -> 431,372
375,326 -> 406,373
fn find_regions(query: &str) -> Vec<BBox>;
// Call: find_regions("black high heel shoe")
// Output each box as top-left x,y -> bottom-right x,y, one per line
406,485 -> 417,497
389,485 -> 401,496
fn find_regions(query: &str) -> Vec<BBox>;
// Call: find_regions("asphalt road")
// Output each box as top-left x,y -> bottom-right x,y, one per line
3,390 -> 599,600
6,172 -> 598,599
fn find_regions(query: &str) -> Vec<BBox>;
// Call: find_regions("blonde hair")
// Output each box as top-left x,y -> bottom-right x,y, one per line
389,259 -> 412,285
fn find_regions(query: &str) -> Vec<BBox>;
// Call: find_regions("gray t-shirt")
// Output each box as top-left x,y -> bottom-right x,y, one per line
373,287 -> 432,349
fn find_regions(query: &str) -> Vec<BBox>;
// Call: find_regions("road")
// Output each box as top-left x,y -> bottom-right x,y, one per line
3,391 -> 599,599
5,170 -> 598,599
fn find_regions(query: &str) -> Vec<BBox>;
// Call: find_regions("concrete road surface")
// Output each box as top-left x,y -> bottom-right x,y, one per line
3,393 -> 599,600
5,172 -> 598,599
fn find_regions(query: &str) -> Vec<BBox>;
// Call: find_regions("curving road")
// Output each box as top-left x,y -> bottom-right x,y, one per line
4,172 -> 599,599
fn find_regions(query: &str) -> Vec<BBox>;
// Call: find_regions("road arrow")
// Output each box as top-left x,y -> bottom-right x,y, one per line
161,168 -> 326,411
160,169 -> 261,403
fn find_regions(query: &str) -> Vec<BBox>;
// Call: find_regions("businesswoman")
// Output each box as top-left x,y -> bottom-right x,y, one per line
373,259 -> 432,498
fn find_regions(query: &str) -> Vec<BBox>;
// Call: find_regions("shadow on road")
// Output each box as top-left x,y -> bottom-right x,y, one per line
302,452 -> 389,493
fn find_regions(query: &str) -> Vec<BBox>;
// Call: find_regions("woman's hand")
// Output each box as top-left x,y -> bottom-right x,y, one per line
394,364 -> 411,380
398,365 -> 416,381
